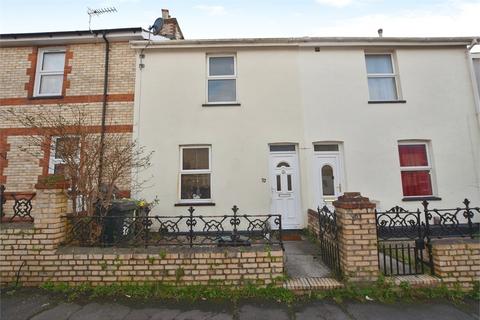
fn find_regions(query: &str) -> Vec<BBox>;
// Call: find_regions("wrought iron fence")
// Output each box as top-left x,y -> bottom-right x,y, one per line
423,199 -> 480,239
64,205 -> 283,248
376,198 -> 479,276
376,206 -> 428,276
0,185 -> 35,223
317,205 -> 341,277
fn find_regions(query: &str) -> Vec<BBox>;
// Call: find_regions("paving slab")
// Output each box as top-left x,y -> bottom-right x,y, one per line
238,303 -> 290,320
30,303 -> 82,320
345,301 -> 478,320
283,240 -> 331,278
294,301 -> 350,320
0,291 -> 53,320
123,308 -> 162,320
69,302 -> 131,320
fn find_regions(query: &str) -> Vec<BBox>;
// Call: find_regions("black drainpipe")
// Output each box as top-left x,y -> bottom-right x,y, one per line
98,31 -> 110,189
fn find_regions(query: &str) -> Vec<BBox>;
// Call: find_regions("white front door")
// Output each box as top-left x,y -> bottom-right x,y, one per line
314,154 -> 342,207
269,151 -> 301,229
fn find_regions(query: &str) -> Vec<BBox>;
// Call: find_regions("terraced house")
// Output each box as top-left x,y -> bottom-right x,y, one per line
0,10 -> 183,218
132,36 -> 480,229
0,12 -> 479,290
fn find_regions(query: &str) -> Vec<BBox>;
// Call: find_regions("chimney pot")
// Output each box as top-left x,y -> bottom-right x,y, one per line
162,9 -> 170,19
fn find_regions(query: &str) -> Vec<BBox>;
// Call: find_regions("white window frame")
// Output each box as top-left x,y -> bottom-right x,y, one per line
48,136 -> 80,174
206,54 -> 237,104
365,52 -> 400,101
34,47 -> 66,97
398,141 -> 435,198
178,145 -> 212,203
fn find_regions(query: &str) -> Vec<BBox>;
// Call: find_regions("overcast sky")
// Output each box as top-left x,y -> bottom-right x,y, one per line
0,0 -> 479,40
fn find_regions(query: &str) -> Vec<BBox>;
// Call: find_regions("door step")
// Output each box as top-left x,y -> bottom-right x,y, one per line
281,230 -> 303,241
387,274 -> 441,288
283,277 -> 343,293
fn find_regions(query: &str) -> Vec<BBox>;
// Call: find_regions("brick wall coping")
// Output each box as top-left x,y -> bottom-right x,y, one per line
56,244 -> 283,255
333,192 -> 375,209
0,222 -> 34,230
3,191 -> 36,199
430,238 -> 479,246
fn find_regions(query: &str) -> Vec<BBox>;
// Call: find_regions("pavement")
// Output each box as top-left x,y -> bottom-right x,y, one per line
283,240 -> 331,278
1,289 -> 479,320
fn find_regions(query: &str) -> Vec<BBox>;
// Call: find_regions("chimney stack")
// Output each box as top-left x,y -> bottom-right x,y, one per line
162,9 -> 170,19
150,9 -> 184,40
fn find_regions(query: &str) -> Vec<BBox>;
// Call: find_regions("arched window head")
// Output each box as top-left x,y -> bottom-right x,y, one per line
276,161 -> 290,168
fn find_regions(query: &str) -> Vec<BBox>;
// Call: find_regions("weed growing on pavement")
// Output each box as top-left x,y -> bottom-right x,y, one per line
39,278 -> 479,304
40,281 -> 296,303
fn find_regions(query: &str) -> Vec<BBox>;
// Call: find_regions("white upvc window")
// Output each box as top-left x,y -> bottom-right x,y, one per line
34,48 -> 66,97
398,141 -> 435,198
207,54 -> 237,103
48,136 -> 80,175
179,146 -> 212,202
365,53 -> 399,101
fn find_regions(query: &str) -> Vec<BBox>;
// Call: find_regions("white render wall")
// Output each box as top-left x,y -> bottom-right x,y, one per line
299,47 -> 480,212
133,44 -> 480,225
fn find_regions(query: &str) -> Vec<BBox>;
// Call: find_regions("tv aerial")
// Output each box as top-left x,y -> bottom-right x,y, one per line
87,7 -> 117,32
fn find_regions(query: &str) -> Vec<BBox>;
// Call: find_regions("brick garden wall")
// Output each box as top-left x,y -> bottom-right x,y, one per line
0,189 -> 284,287
431,239 -> 480,290
307,209 -> 320,238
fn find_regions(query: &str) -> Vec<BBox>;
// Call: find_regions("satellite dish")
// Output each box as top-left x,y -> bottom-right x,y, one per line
149,18 -> 164,35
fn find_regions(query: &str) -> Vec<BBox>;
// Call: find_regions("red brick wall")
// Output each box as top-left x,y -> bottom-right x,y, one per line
0,41 -> 136,194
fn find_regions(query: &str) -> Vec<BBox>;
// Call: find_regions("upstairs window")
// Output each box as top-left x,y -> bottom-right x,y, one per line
34,48 -> 66,97
365,53 -> 398,101
179,146 -> 212,202
398,142 -> 434,197
207,55 -> 236,103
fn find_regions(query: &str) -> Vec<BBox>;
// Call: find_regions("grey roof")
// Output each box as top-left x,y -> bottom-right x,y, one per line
0,27 -> 144,39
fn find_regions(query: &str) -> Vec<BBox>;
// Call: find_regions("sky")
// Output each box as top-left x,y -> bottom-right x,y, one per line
0,0 -> 479,40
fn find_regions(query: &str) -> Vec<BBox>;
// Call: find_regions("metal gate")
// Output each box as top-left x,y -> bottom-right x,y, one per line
376,206 -> 431,276
376,199 -> 478,276
317,206 -> 341,277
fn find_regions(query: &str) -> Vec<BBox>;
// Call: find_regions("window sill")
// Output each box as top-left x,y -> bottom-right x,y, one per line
174,202 -> 216,207
368,100 -> 406,104
30,95 -> 63,100
402,196 -> 442,202
202,103 -> 241,107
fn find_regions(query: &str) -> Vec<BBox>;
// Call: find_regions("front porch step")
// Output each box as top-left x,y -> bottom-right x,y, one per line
283,277 -> 343,293
281,230 -> 303,241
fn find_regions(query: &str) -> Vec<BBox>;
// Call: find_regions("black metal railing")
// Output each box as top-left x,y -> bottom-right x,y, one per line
376,198 -> 479,276
423,199 -> 480,239
376,206 -> 428,276
64,205 -> 283,248
317,205 -> 341,277
0,185 -> 35,223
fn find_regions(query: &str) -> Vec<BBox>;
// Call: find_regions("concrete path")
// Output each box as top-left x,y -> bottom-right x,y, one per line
2,289 -> 478,320
283,240 -> 331,278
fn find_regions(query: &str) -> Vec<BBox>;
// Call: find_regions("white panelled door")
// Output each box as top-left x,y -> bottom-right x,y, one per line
269,151 -> 301,229
314,154 -> 342,207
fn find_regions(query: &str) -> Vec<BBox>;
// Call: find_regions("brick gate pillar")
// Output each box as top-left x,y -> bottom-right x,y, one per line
333,192 -> 379,282
34,187 -> 68,250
